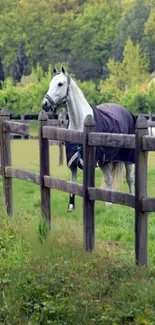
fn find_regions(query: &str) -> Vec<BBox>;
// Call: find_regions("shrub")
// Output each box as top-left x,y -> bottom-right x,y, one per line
0,64 -> 53,114
120,85 -> 155,113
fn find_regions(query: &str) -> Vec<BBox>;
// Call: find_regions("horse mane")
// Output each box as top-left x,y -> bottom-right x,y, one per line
70,76 -> 92,109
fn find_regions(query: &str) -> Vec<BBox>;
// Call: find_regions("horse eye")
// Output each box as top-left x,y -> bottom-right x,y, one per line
58,82 -> 63,87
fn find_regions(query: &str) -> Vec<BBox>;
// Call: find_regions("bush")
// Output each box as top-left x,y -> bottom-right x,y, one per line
0,64 -> 53,114
99,86 -> 122,104
120,86 -> 155,113
121,90 -> 148,113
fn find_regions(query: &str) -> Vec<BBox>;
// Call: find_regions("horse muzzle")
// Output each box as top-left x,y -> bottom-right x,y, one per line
41,97 -> 58,115
41,98 -> 51,112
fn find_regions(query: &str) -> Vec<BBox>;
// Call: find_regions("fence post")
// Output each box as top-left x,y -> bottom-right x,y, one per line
38,110 -> 51,227
0,108 -> 13,216
83,115 -> 96,251
135,115 -> 148,266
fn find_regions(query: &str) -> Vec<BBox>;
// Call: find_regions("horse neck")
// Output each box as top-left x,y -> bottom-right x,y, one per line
66,79 -> 93,131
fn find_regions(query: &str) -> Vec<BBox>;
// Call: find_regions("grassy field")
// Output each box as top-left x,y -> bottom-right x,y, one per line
1,140 -> 155,324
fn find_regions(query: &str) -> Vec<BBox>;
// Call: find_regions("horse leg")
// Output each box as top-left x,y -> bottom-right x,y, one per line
125,163 -> 135,194
68,167 -> 77,211
100,163 -> 113,207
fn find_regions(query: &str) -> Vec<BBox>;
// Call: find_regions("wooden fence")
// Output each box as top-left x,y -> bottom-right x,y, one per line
9,111 -> 67,139
8,111 -> 155,139
8,111 -> 155,166
7,111 -> 67,166
1,108 -> 155,266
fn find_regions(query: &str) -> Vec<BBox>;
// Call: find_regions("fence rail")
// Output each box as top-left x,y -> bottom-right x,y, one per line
42,126 -> 83,144
88,133 -> 136,148
1,108 -> 155,266
5,166 -> 40,184
3,120 -> 29,135
142,136 -> 155,151
8,112 -> 155,140
88,187 -> 135,208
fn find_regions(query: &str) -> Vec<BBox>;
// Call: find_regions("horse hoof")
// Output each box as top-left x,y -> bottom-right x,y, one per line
67,204 -> 74,212
105,202 -> 112,207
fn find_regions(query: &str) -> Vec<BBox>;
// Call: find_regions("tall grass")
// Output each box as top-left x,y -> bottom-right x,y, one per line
0,141 -> 155,324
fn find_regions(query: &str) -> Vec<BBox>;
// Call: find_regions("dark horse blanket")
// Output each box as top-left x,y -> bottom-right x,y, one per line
65,103 -> 136,170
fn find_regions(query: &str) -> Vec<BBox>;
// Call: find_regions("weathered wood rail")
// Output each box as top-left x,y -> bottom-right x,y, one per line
1,108 -> 155,266
0,110 -> 66,166
9,112 -> 68,139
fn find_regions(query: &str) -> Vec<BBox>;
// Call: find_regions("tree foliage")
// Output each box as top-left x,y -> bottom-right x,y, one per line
101,39 -> 149,92
0,0 -> 155,114
11,41 -> 28,84
1,0 -> 154,81
70,1 -> 121,80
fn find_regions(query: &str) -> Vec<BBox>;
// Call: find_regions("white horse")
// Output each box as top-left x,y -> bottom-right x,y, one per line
42,67 -> 136,211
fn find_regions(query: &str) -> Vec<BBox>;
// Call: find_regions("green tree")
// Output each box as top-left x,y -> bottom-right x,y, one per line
102,59 -> 125,90
144,6 -> 155,71
113,0 -> 150,61
145,8 -> 155,40
0,0 -> 76,77
11,41 -> 28,84
100,38 -> 149,93
123,38 -> 149,87
0,0 -> 22,75
0,0 -> 154,83
70,3 -> 120,80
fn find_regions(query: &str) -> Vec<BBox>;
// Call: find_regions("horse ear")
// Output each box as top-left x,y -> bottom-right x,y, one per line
53,67 -> 57,74
61,66 -> 65,74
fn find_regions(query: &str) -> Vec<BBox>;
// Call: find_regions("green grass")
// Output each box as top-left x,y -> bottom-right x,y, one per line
1,140 -> 155,324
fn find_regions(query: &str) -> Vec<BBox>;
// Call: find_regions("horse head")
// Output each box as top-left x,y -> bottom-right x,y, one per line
41,66 -> 70,114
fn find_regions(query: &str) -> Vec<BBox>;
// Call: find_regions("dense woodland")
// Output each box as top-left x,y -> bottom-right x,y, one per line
0,0 -> 155,113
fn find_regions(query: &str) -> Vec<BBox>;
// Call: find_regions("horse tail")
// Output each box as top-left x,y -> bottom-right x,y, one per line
112,162 -> 125,189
